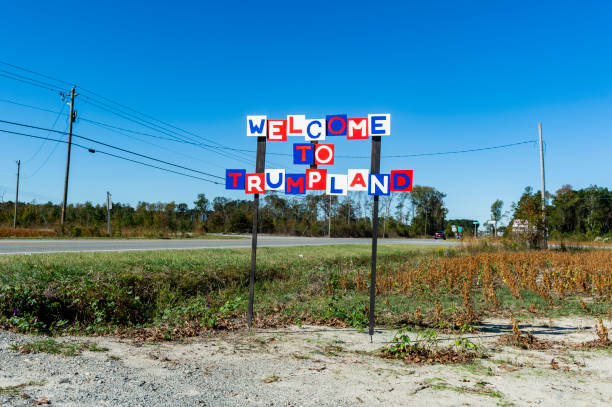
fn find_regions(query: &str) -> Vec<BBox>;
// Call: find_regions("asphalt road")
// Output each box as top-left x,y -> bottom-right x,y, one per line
0,236 -> 459,255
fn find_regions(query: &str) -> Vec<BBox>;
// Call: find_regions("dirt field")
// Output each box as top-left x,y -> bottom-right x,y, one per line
1,317 -> 612,406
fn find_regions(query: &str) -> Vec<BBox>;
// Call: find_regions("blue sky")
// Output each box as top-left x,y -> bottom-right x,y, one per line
1,1 -> 611,225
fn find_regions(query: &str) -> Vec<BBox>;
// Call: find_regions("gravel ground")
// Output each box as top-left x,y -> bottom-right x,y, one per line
1,318 -> 612,406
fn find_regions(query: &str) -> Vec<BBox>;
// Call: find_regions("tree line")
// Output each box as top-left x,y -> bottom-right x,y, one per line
1,184 -> 609,239
0,186 -> 447,238
511,184 -> 612,241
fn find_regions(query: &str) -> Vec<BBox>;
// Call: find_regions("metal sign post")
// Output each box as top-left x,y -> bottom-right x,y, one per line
247,136 -> 266,330
368,135 -> 381,340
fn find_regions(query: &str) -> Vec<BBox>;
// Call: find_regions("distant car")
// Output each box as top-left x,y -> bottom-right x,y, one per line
434,231 -> 446,240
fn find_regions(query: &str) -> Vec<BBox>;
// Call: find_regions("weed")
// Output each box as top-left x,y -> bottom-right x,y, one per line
579,318 -> 612,348
263,375 -> 279,383
0,381 -> 45,395
0,245 -> 610,336
10,339 -> 81,356
380,328 -> 481,364
87,343 -> 109,352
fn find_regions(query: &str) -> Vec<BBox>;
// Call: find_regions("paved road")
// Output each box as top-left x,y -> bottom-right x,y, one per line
0,236 -> 459,255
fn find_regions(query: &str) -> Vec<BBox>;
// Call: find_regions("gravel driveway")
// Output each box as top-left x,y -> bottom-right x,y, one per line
1,318 -> 611,406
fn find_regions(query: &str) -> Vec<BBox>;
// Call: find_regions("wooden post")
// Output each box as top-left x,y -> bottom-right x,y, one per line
106,192 -> 111,236
61,86 -> 77,225
13,160 -> 20,229
369,136 -> 381,339
247,136 -> 266,330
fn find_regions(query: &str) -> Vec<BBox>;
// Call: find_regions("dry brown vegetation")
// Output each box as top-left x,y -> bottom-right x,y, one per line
0,227 -> 56,238
374,250 -> 612,319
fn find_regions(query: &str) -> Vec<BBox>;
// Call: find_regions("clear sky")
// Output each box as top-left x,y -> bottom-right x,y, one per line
1,1 -> 611,225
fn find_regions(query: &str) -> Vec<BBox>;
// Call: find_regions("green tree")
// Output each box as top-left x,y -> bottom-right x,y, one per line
409,186 -> 448,236
490,199 -> 503,223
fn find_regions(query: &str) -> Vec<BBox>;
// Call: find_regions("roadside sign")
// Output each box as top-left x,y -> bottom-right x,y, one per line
451,225 -> 457,233
244,112 -> 403,339
458,226 -> 463,232
472,221 -> 479,225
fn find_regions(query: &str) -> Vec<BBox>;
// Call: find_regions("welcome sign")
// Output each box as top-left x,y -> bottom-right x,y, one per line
226,114 -> 413,196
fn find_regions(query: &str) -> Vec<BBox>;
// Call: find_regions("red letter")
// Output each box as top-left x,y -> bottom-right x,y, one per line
306,169 -> 327,190
245,173 -> 266,194
390,170 -> 413,192
347,118 -> 368,140
350,172 -> 367,188
267,120 -> 287,141
228,172 -> 242,187
296,145 -> 311,161
314,144 -> 334,165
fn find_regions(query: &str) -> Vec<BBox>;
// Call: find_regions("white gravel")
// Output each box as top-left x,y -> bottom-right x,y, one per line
1,318 -> 612,406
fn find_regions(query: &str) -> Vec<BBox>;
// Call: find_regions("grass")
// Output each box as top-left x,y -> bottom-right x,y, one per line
9,338 -> 109,355
0,381 -> 45,395
10,339 -> 81,356
0,244 -> 610,336
424,377 -> 504,399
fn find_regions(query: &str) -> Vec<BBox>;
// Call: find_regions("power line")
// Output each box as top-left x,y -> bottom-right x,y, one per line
0,64 -> 292,167
0,98 -> 67,116
23,122 -> 69,179
23,104 -> 66,165
0,63 -> 254,164
0,128 -> 222,185
332,140 -> 538,159
0,60 -> 74,87
0,95 -> 538,162
79,117 -> 230,171
0,63 -> 539,161
80,96 -> 258,165
0,71 -> 63,93
0,94 -> 287,168
383,140 -> 538,158
0,119 -> 225,180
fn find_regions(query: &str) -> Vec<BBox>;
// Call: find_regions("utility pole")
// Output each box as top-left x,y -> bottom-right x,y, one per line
61,86 -> 78,226
538,122 -> 548,249
106,192 -> 112,236
13,160 -> 20,229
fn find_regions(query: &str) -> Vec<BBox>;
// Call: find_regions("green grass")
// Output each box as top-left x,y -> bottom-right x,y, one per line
0,244 -> 608,335
0,380 -> 45,395
424,377 -> 504,399
9,338 -> 109,355
10,339 -> 81,356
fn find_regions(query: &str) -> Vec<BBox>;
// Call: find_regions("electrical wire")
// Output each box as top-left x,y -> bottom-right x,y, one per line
0,64 -> 257,165
0,71 -> 63,93
23,122 -> 69,179
80,117 -> 230,171
0,60 -> 74,87
80,97 -> 261,165
22,104 -> 66,165
0,98 -> 67,116
0,63 -> 539,162
0,128 -> 222,185
0,119 -> 224,180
